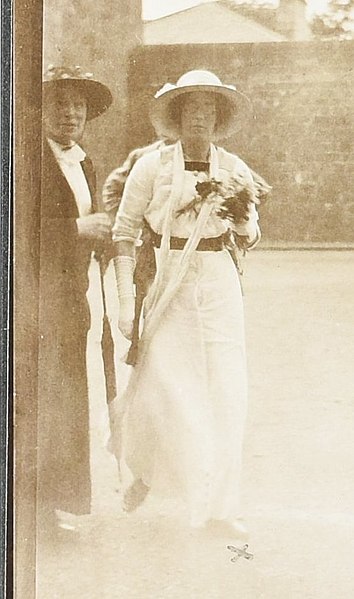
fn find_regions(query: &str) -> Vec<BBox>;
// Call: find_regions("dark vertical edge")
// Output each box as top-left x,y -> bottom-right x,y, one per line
1,0 -> 13,595
13,0 -> 43,597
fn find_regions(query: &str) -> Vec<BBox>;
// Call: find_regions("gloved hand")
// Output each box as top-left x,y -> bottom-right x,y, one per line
114,255 -> 136,340
118,296 -> 135,340
76,213 -> 112,241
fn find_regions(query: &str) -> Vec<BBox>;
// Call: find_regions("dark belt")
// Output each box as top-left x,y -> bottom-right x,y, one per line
150,232 -> 225,252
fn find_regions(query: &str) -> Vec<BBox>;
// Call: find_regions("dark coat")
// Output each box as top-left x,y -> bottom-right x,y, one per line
39,139 -> 98,333
37,139 -> 98,516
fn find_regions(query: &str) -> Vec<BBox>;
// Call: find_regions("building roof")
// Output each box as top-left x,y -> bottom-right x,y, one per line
143,0 -> 214,22
143,1 -> 286,44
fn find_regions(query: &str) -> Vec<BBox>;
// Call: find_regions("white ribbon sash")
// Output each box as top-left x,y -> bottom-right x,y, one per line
121,140 -> 220,407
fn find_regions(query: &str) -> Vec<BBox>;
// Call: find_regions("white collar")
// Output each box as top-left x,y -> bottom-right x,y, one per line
48,138 -> 86,165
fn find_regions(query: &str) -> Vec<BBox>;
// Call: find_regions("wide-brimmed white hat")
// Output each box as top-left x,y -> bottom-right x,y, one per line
149,70 -> 252,141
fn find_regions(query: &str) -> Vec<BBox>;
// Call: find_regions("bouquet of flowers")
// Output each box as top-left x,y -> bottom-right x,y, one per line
175,170 -> 270,229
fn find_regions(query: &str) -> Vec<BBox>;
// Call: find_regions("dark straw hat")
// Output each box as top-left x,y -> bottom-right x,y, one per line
43,65 -> 113,120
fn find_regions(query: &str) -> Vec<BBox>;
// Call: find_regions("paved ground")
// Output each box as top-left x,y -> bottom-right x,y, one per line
36,251 -> 354,599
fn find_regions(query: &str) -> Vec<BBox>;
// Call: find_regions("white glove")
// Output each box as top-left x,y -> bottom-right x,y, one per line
114,256 -> 136,340
233,203 -> 260,247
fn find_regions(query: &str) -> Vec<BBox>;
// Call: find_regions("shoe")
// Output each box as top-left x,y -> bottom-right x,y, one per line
56,510 -> 78,530
123,479 -> 150,513
37,509 -> 79,542
206,518 -> 249,540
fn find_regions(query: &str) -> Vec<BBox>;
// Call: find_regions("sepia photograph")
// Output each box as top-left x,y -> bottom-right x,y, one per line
13,1 -> 354,598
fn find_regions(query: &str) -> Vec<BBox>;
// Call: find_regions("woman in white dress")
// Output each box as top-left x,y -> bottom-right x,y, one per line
112,70 -> 260,535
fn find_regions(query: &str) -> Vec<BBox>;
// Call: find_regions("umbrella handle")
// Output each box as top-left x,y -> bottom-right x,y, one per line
98,259 -> 109,317
125,291 -> 145,366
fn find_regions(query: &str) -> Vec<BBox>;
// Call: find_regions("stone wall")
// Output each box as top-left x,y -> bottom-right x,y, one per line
43,3 -> 354,244
125,41 -> 354,244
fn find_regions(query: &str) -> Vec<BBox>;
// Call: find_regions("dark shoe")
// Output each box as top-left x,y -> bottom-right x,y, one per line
123,479 -> 150,512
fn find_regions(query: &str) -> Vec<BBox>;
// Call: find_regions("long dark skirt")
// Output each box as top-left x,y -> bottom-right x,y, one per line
37,315 -> 91,516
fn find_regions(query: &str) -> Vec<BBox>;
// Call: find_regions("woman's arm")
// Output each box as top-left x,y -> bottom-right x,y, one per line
112,151 -> 156,247
114,248 -> 136,340
112,152 -> 157,338
234,202 -> 261,248
232,159 -> 261,248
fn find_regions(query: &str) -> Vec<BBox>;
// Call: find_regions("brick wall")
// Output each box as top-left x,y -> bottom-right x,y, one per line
126,41 -> 354,244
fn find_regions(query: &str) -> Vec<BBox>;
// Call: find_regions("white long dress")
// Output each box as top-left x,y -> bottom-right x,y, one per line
112,141 -> 260,526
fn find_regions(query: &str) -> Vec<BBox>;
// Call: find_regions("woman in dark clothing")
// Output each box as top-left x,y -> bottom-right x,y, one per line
38,65 -> 112,533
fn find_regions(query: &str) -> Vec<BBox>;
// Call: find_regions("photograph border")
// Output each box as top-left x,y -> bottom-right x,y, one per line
1,0 -> 13,595
12,0 -> 43,597
8,2 -> 354,598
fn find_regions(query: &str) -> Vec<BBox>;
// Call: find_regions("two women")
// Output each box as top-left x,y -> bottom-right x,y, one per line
112,70 -> 260,535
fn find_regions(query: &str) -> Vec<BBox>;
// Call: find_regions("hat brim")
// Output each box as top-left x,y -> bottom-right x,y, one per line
149,84 -> 252,141
43,78 -> 113,120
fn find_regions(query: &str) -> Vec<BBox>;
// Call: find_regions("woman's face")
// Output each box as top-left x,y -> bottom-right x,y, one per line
43,84 -> 87,145
180,92 -> 217,143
